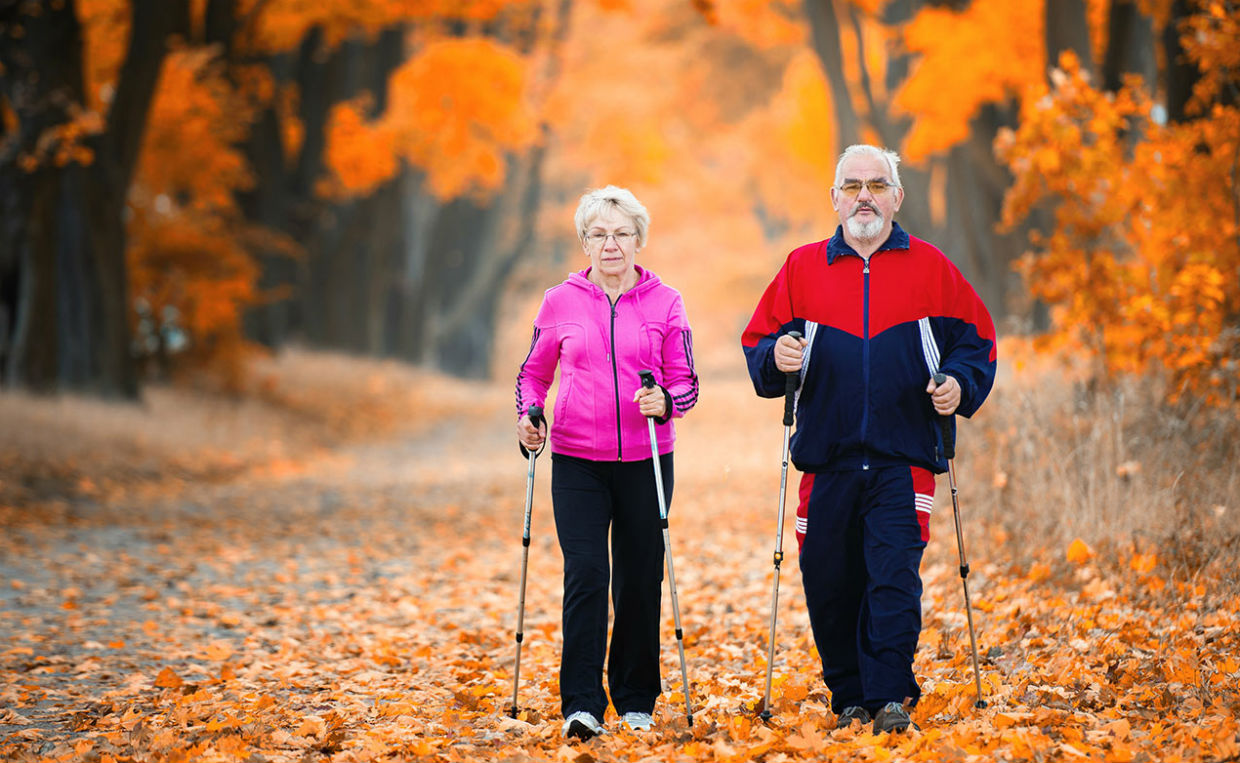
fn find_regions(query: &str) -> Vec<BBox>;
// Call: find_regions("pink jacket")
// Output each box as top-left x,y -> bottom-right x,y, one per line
516,267 -> 699,461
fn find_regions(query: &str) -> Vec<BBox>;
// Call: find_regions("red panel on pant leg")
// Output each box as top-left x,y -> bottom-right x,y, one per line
910,466 -> 935,542
796,472 -> 815,551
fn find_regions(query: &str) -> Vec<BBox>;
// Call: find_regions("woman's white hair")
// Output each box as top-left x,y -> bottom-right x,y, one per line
834,144 -> 903,188
574,185 -> 650,248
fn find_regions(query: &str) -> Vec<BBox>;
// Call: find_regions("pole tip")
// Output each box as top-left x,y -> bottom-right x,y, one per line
759,710 -> 772,722
975,700 -> 988,709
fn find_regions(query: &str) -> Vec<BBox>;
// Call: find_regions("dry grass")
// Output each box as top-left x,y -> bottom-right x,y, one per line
957,356 -> 1240,587
0,347 -> 505,516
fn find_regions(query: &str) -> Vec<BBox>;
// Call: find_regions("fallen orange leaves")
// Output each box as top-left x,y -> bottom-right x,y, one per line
1066,538 -> 1093,564
2,371 -> 1239,763
153,667 -> 183,689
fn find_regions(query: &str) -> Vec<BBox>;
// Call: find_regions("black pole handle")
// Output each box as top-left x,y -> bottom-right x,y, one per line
932,373 -> 955,460
782,331 -> 803,426
639,369 -> 656,390
519,405 -> 545,458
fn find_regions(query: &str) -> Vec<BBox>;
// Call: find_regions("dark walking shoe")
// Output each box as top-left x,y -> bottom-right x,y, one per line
836,705 -> 872,728
872,702 -> 919,734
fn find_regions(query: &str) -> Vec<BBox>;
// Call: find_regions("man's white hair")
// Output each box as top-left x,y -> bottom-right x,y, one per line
834,144 -> 902,188
574,185 -> 650,248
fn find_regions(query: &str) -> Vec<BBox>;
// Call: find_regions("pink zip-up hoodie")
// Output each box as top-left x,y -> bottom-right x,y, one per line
515,266 -> 699,462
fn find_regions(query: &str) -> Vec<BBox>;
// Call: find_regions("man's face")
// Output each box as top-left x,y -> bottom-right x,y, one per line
830,154 -> 904,244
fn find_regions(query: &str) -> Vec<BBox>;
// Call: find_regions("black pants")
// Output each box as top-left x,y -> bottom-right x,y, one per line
551,452 -> 672,719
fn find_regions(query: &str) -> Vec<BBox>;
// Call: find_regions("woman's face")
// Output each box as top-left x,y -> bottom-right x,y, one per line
583,207 -> 639,280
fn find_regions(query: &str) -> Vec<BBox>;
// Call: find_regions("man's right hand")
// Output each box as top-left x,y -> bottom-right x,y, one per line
774,334 -> 808,373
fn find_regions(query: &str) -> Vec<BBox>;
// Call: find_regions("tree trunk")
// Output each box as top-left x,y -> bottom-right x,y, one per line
0,0 -> 186,397
296,30 -> 411,353
1045,0 -> 1094,77
943,105 -> 1024,317
848,0 -> 936,241
392,175 -> 440,362
238,92 -> 299,347
427,143 -> 548,378
1102,0 -> 1157,93
801,0 -> 861,152
1163,0 -> 1202,123
1,0 -> 88,392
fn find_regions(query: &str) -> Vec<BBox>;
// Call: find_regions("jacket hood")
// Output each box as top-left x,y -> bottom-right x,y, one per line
567,266 -> 662,295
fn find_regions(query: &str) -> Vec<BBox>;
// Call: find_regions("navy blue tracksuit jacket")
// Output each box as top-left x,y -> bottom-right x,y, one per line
741,222 -> 996,714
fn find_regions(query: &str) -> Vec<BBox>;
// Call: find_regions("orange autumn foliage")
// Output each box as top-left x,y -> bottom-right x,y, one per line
63,0 -> 548,387
995,50 -> 1240,404
324,37 -> 539,200
895,0 -> 1119,162
741,49 -> 838,228
707,0 -> 804,49
126,49 -> 288,389
323,94 -> 402,196
896,0 -> 1046,161
77,0 -> 129,113
242,0 -> 539,52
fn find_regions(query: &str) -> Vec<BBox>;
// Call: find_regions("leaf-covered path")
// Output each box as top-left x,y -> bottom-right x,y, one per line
2,373 -> 1238,762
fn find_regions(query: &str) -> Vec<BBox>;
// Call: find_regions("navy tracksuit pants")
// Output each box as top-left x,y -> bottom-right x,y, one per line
796,465 -> 935,714
550,452 -> 672,719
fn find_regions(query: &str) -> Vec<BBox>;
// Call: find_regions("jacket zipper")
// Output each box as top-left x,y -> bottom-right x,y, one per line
609,295 -> 623,461
861,257 -> 871,471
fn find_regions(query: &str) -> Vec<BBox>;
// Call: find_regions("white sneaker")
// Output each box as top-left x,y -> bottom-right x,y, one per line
621,711 -> 654,731
562,711 -> 606,740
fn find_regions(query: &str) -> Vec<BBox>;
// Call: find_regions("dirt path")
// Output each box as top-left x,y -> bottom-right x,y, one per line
3,373 -> 1237,762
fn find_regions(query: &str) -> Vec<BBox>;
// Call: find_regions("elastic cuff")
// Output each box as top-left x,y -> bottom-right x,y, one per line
653,386 -> 673,425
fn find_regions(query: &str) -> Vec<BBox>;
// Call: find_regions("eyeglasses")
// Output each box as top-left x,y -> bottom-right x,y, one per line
584,231 -> 637,246
836,178 -> 895,196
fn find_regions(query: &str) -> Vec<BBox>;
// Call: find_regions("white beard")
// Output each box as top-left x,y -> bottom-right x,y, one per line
845,211 -> 885,241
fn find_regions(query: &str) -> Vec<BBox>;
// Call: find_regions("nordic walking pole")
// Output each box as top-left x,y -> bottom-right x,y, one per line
510,405 -> 545,719
932,373 -> 986,709
760,330 -> 801,722
639,369 -> 693,728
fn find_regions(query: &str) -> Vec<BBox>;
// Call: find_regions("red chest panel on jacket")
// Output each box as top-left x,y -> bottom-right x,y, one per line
788,246 -> 944,338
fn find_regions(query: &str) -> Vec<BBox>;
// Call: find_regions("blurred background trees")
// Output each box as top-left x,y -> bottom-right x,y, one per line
1,0 -> 1236,407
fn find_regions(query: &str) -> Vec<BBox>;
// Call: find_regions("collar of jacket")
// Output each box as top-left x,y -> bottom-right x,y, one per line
825,221 -> 911,264
568,265 -> 661,295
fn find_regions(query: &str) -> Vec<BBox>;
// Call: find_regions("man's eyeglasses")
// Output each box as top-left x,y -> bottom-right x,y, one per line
836,178 -> 895,196
585,231 -> 637,246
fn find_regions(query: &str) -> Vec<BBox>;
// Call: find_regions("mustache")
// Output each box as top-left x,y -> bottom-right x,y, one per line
851,202 -> 880,217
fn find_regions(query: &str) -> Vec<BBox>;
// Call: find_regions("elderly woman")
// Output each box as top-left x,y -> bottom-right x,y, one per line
515,185 -> 699,739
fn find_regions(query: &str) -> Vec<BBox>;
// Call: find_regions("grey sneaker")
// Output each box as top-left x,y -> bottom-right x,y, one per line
562,711 -> 606,740
621,711 -> 654,731
836,705 -> 872,728
872,701 -> 919,734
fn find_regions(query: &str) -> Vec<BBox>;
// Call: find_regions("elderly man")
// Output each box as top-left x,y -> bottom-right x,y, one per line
741,144 -> 997,734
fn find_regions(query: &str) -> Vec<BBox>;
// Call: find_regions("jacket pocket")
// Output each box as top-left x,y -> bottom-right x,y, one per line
641,324 -> 664,369
554,374 -> 575,438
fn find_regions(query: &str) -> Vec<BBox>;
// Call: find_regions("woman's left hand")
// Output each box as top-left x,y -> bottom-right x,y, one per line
633,385 -> 668,418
